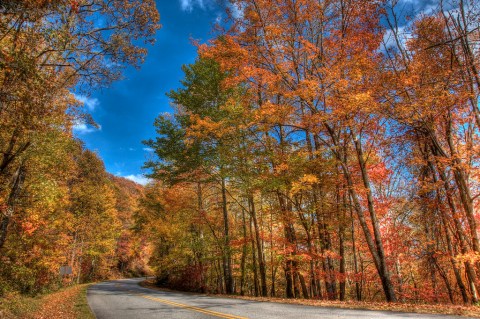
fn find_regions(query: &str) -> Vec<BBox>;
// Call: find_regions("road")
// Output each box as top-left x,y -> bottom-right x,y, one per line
87,278 -> 471,319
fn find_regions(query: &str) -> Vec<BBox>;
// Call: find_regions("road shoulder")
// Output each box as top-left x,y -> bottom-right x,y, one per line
139,280 -> 480,318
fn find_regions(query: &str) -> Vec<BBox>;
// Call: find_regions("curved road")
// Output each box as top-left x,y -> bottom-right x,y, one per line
87,278 -> 472,319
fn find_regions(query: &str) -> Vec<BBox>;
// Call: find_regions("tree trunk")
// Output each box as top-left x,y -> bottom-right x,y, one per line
339,185 -> 346,301
221,178 -> 234,294
249,214 -> 259,297
0,163 -> 25,250
428,161 -> 469,303
314,186 -> 337,299
350,197 -> 362,301
248,194 -> 268,296
444,115 -> 480,254
432,154 -> 479,303
197,182 -> 206,292
351,134 -> 397,302
240,207 -> 248,296
297,271 -> 309,299
339,215 -> 346,301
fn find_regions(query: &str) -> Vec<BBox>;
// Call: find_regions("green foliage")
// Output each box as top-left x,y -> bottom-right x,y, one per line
168,58 -> 231,121
144,57 -> 239,186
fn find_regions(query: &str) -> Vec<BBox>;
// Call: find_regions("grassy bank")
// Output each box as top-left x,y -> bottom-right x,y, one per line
0,284 -> 95,319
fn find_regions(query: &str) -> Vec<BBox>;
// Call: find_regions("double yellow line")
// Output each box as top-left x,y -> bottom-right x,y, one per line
141,294 -> 248,319
114,283 -> 248,319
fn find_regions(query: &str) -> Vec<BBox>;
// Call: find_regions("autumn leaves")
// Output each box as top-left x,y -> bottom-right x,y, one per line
0,1 -> 159,295
143,0 -> 480,304
1,0 -> 479,306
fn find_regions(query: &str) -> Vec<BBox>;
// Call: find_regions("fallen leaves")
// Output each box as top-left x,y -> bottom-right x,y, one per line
0,284 -> 94,319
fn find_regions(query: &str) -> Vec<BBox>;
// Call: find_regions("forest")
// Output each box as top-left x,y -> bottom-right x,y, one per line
141,0 -> 480,305
0,0 -> 159,295
1,0 -> 480,310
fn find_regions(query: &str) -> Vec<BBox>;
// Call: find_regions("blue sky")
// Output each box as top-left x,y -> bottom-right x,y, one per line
73,1 -> 227,185
73,0 -> 435,185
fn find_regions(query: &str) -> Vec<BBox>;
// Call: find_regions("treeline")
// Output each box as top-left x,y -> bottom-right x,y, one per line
140,0 -> 480,305
0,0 -> 159,294
1,144 -> 150,294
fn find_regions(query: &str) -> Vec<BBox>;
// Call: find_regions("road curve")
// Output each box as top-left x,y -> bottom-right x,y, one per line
87,278 -> 472,319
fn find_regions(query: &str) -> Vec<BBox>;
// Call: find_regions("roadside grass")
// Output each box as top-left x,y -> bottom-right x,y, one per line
0,284 -> 95,319
140,279 -> 480,318
73,284 -> 96,319
0,292 -> 42,319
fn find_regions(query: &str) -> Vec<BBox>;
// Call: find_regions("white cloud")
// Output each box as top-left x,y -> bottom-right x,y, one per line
180,0 -> 202,11
383,25 -> 408,49
228,2 -> 244,19
143,147 -> 154,152
123,174 -> 151,186
383,0 -> 445,50
73,122 -> 101,134
74,93 -> 99,111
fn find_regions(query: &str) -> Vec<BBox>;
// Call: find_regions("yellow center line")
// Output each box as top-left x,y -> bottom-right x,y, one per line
141,295 -> 249,319
113,283 -> 249,319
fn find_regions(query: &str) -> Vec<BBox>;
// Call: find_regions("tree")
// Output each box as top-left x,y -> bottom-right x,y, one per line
0,0 -> 159,295
0,0 -> 160,249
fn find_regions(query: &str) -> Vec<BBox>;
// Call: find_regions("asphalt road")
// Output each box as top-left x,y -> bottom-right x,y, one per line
87,278 -> 472,319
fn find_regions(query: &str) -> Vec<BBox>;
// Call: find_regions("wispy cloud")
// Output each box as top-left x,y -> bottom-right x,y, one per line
73,122 -> 101,134
122,174 -> 151,186
383,25 -> 408,49
143,147 -> 154,152
382,0 -> 448,50
74,94 -> 99,111
401,0 -> 438,13
228,2 -> 244,19
180,0 -> 207,11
